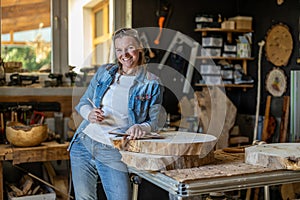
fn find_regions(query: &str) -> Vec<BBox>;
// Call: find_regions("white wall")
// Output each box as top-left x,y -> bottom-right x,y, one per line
68,0 -> 131,72
68,0 -> 95,73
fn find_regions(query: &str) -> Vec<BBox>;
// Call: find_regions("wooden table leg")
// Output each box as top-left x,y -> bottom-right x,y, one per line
0,161 -> 3,200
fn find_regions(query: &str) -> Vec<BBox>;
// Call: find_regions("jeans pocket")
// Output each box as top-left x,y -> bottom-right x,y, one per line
74,132 -> 85,143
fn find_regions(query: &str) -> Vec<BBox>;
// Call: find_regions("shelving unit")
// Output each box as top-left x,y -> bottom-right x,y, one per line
194,27 -> 254,90
195,56 -> 255,74
195,28 -> 253,43
194,83 -> 254,90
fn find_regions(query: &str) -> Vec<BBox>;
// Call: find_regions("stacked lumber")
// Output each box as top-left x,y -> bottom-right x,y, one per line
6,175 -> 51,198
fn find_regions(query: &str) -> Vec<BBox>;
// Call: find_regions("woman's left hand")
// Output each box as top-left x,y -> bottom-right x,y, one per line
126,124 -> 146,139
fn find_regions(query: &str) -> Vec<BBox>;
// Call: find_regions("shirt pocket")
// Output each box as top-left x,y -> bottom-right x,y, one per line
133,93 -> 152,121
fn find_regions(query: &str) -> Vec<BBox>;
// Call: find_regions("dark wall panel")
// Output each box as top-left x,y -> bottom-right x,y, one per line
132,0 -> 300,115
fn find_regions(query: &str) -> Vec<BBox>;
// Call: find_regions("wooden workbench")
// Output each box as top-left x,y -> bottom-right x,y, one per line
129,150 -> 300,200
0,141 -> 70,200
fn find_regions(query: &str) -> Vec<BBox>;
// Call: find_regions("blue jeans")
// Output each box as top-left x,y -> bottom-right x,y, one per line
70,132 -> 131,200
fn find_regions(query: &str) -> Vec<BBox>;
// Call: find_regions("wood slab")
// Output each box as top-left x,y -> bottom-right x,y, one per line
162,149 -> 275,182
120,150 -> 214,171
245,143 -> 300,170
112,131 -> 217,156
194,87 -> 237,149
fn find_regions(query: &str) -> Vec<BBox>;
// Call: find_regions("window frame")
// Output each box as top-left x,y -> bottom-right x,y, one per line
92,0 -> 110,64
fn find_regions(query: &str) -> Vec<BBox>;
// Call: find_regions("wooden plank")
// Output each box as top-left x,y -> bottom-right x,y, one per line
10,142 -> 69,164
1,0 -> 50,34
1,1 -> 50,19
1,13 -> 50,34
1,0 -> 48,7
262,95 -> 272,142
279,96 -> 290,142
245,143 -> 300,170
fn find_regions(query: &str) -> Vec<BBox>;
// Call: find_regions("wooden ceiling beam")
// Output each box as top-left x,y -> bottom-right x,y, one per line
0,0 -> 49,7
1,0 -> 51,34
1,13 -> 50,34
1,1 -> 50,19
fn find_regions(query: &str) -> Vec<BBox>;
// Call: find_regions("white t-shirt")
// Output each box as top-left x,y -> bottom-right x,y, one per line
81,73 -> 150,145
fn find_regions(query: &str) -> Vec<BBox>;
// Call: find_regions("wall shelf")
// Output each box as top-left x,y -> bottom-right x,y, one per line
194,83 -> 254,88
194,83 -> 254,92
196,57 -> 255,74
195,28 -> 253,43
195,27 -> 254,90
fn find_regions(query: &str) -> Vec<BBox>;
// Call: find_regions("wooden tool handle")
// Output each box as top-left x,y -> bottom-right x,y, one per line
109,131 -> 164,139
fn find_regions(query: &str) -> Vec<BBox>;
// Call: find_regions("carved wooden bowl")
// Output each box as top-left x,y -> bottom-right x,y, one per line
6,122 -> 48,147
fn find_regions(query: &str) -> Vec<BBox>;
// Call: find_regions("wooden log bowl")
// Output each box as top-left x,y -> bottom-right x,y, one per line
6,122 -> 48,147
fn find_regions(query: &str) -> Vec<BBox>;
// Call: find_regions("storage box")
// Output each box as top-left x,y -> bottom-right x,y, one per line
228,16 -> 253,30
221,69 -> 234,79
195,14 -> 215,23
199,65 -> 221,75
8,186 -> 56,200
202,37 -> 223,47
196,22 -> 221,29
201,75 -> 222,85
237,43 -> 251,58
222,52 -> 236,58
201,48 -> 221,57
224,44 -> 237,52
221,20 -> 235,30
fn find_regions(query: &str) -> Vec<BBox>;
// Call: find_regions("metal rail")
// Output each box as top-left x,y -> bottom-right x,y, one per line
129,167 -> 300,199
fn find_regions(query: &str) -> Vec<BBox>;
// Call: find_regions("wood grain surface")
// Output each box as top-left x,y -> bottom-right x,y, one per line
112,131 -> 217,156
245,143 -> 300,170
120,150 -> 215,171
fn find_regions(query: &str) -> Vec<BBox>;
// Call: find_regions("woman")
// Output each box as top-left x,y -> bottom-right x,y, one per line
68,28 -> 164,200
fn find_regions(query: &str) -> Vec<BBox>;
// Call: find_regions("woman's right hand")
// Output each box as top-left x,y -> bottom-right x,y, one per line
88,108 -> 105,123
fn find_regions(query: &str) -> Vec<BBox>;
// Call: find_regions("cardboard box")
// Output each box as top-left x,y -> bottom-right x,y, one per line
237,43 -> 251,58
221,20 -> 235,30
228,16 -> 252,30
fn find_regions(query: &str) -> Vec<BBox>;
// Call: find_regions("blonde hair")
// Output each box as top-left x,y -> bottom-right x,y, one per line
113,28 -> 146,66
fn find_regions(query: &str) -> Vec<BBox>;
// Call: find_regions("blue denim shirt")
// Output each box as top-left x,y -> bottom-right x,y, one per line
68,63 -> 165,150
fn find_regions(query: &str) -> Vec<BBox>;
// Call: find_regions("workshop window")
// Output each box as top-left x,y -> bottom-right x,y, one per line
0,0 -> 68,74
0,0 -> 52,72
92,0 -> 110,65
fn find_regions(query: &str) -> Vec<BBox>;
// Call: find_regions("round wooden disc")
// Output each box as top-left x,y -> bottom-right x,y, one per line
265,68 -> 287,97
265,23 -> 293,67
112,131 -> 217,156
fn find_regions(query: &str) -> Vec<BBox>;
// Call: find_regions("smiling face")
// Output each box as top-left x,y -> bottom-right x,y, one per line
114,36 -> 141,70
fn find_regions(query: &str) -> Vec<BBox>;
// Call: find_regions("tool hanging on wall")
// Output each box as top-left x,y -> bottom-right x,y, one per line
139,32 -> 155,60
157,31 -> 199,94
154,0 -> 172,45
